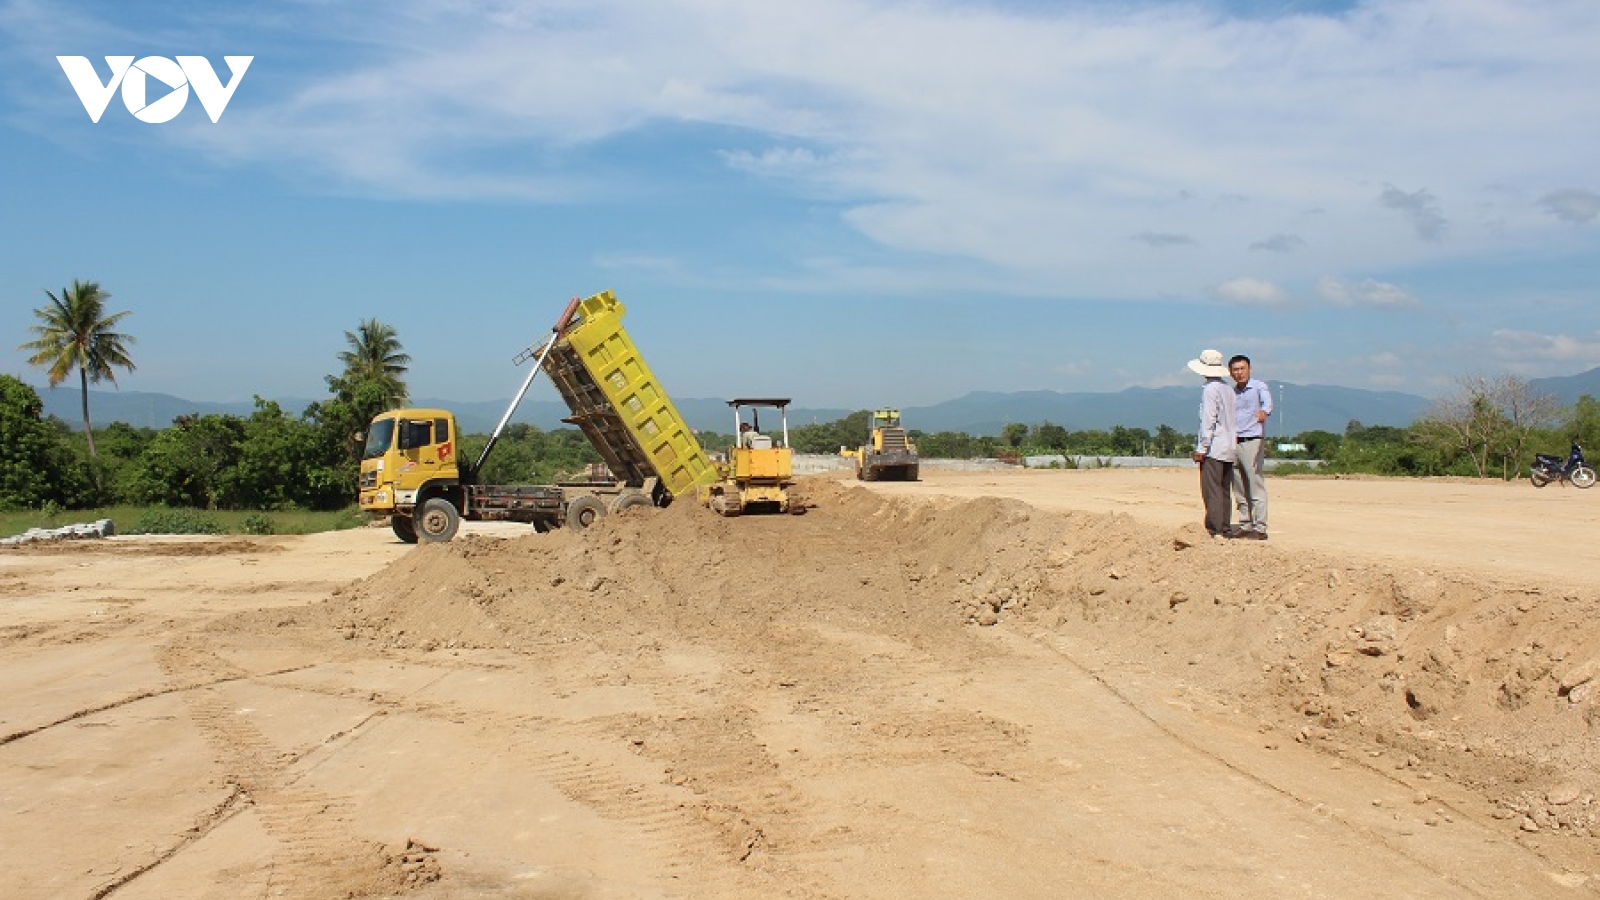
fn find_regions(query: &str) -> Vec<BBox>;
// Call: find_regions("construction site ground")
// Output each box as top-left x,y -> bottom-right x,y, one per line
5,467 -> 1600,900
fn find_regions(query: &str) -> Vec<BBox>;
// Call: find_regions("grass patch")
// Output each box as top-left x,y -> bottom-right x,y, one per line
0,505 -> 368,539
1267,462 -> 1323,476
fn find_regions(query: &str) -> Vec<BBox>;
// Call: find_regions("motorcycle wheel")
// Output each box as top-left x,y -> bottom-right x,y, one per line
1572,466 -> 1597,489
1531,470 -> 1551,488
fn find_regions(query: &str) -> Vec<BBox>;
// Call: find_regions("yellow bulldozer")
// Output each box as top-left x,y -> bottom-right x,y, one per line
844,408 -> 920,481
698,398 -> 806,516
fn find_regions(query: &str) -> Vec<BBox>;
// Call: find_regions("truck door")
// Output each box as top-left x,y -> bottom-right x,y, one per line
397,417 -> 452,477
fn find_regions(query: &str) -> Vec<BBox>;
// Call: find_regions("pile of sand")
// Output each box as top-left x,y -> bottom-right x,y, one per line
309,477 -> 1600,837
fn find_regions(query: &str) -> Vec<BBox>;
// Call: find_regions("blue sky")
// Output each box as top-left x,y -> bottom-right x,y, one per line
2,0 -> 1598,410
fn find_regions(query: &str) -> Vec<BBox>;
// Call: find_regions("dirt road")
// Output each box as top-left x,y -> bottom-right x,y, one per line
4,469 -> 1600,899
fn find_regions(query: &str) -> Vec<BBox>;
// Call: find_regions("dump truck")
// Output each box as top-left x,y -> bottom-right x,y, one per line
844,408 -> 919,481
358,291 -> 723,542
697,399 -> 806,516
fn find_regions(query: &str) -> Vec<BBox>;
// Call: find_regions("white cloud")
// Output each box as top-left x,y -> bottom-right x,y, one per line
1250,233 -> 1306,253
17,0 -> 1600,299
1130,232 -> 1197,249
1538,188 -> 1600,224
1316,276 -> 1418,308
1213,277 -> 1290,307
1379,184 -> 1447,242
1488,329 -> 1600,365
719,147 -> 826,176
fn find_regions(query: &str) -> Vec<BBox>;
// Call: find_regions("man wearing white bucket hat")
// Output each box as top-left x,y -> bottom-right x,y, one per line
1188,349 -> 1237,538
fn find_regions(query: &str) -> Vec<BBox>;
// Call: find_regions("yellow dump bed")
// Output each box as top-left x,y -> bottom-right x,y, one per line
541,291 -> 721,499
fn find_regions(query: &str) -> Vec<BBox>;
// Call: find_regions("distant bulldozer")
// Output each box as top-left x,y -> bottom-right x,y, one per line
843,408 -> 919,481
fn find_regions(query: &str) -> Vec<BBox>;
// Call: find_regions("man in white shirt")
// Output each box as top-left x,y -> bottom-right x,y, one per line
1188,349 -> 1237,538
1229,355 -> 1273,540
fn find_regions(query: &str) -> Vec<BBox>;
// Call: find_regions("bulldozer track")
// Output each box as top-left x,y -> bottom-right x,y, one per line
87,786 -> 250,900
0,663 -> 316,749
147,643 -> 396,900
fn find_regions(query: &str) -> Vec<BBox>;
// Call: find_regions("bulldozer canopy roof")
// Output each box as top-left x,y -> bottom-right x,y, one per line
726,398 -> 791,408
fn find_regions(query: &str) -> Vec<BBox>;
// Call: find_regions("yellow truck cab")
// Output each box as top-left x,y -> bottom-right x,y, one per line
358,408 -> 467,542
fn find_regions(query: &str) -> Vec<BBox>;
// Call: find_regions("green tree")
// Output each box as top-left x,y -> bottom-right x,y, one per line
1000,422 -> 1029,448
1109,425 -> 1151,456
459,423 -> 601,484
1033,422 -> 1070,451
317,319 -> 411,465
1418,375 -> 1560,479
1153,424 -> 1183,457
122,413 -> 247,508
221,399 -> 351,510
1567,395 -> 1600,451
330,318 -> 410,408
1296,429 -> 1341,460
1065,428 -> 1112,455
17,280 -> 136,456
0,375 -> 66,508
791,410 -> 871,454
918,430 -> 984,459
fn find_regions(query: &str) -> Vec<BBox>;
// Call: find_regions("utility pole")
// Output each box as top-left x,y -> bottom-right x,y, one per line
1273,381 -> 1286,445
1278,383 -> 1285,441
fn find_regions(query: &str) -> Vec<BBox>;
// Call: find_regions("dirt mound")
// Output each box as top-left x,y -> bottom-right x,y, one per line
312,476 -> 1600,837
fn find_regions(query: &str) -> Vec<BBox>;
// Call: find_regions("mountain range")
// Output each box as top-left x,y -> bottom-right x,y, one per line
24,367 -> 1600,438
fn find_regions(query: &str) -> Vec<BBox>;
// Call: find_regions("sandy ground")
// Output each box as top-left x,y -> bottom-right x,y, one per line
4,467 -> 1600,900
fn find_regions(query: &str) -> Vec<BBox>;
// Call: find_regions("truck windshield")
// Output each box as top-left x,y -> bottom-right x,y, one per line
363,419 -> 395,459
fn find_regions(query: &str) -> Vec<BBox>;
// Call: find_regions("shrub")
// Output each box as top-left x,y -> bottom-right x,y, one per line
242,513 -> 276,535
127,508 -> 223,535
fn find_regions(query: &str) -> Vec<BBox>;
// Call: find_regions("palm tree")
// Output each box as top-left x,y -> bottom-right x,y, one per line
330,318 -> 410,408
19,280 -> 136,456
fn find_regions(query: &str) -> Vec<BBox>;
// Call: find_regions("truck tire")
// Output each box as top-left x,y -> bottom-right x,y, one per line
415,498 -> 460,542
566,495 -> 607,530
609,492 -> 653,515
391,515 -> 418,544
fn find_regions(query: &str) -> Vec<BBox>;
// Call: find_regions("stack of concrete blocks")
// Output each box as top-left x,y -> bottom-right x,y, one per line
0,519 -> 116,547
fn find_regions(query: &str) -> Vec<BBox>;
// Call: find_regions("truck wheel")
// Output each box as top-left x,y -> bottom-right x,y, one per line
391,515 -> 418,544
609,492 -> 653,515
566,495 -> 607,530
415,498 -> 460,542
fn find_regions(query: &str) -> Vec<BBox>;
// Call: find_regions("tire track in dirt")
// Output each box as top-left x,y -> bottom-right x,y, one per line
86,786 -> 251,900
0,661 -> 317,749
1014,624 -> 1516,900
349,680 -> 842,899
148,641 -> 406,900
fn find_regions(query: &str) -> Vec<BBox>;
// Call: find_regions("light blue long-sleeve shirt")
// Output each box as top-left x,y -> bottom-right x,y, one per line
1233,378 -> 1274,439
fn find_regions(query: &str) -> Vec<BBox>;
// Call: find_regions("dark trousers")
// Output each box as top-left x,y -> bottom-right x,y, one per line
1200,456 -> 1233,536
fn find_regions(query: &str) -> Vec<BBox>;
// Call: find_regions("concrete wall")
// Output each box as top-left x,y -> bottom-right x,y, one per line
794,453 -> 1323,475
1022,455 -> 1324,470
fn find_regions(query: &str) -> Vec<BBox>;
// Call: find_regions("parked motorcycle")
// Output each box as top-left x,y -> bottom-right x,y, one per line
1531,441 -> 1596,488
